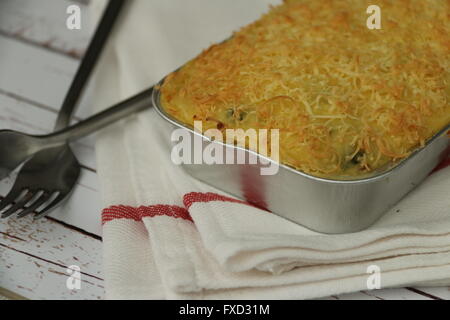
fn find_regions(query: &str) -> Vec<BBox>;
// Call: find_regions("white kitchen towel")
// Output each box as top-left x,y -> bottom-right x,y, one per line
92,0 -> 450,300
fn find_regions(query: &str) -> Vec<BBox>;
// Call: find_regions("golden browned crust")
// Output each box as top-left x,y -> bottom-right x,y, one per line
161,0 -> 450,178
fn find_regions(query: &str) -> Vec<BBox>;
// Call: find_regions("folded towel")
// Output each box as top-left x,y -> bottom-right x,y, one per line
92,0 -> 450,299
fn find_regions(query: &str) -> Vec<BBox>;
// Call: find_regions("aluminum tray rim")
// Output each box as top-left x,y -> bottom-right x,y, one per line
152,79 -> 450,186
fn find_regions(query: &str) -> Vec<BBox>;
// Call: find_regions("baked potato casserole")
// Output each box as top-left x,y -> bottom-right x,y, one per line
160,0 -> 450,178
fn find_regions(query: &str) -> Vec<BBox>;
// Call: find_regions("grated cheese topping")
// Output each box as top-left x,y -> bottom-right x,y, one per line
160,0 -> 450,178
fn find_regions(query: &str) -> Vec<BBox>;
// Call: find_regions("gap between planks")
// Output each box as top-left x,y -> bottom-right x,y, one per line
405,287 -> 444,300
0,0 -> 93,60
0,29 -> 83,61
0,242 -> 103,282
0,196 -> 102,242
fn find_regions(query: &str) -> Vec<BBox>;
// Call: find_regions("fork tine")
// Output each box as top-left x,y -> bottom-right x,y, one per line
16,192 -> 52,219
0,186 -> 24,212
34,192 -> 67,220
1,190 -> 34,218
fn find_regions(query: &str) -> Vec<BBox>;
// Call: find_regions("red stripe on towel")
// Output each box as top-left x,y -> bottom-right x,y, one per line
433,158 -> 450,173
240,165 -> 269,211
102,204 -> 192,225
432,156 -> 450,174
431,144 -> 450,174
102,192 -> 264,225
183,192 -> 250,209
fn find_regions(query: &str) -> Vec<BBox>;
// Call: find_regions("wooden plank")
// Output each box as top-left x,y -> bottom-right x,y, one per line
0,35 -> 103,237
363,289 -> 432,300
0,91 -> 96,170
1,206 -> 103,300
0,215 -> 102,277
0,168 -> 103,237
0,287 -> 26,300
0,91 -> 103,237
333,288 -> 432,300
0,92 -> 96,168
409,287 -> 450,300
0,35 -> 95,121
1,245 -> 103,300
0,0 -> 92,59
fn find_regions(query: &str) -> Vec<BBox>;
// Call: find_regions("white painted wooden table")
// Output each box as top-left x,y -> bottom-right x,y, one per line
0,0 -> 448,300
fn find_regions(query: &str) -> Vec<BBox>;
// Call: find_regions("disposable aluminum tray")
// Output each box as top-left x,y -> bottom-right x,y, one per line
152,81 -> 450,234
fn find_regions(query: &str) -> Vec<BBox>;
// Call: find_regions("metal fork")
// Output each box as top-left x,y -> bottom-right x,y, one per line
0,146 -> 80,218
0,0 -> 124,219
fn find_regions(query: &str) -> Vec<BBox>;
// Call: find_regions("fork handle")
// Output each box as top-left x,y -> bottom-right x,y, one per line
44,87 -> 154,146
55,0 -> 125,130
